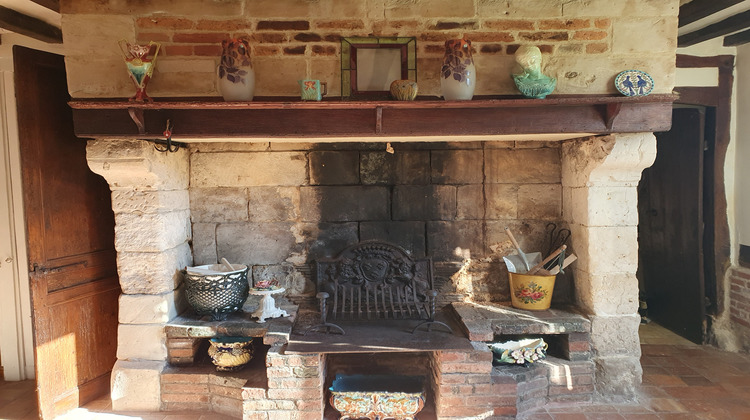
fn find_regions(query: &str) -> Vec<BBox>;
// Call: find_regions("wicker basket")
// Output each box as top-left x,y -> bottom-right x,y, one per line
184,264 -> 249,321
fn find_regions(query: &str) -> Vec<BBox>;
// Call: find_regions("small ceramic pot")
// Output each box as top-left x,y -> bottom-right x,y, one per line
390,80 -> 418,101
207,337 -> 254,371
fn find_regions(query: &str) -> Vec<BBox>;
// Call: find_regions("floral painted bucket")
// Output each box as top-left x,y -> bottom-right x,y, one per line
509,272 -> 555,310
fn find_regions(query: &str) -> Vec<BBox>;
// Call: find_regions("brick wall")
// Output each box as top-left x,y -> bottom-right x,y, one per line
189,140 -> 562,303
60,0 -> 677,98
730,267 -> 750,349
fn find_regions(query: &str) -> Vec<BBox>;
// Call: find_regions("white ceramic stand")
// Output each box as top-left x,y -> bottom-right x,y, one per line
249,287 -> 288,323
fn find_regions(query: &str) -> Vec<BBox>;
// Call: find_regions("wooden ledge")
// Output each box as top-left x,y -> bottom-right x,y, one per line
69,94 -> 677,143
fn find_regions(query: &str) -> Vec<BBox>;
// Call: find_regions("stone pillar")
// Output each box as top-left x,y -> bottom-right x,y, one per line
561,133 -> 656,401
87,139 -> 192,411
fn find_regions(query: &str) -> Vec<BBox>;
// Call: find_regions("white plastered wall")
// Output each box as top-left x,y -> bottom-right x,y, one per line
0,33 -> 63,381
735,45 -> 750,250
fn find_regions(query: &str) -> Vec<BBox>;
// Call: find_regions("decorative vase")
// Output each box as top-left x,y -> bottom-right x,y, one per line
119,40 -> 161,102
512,45 -> 556,99
218,38 -> 255,101
208,337 -> 254,371
390,79 -> 418,101
440,38 -> 475,101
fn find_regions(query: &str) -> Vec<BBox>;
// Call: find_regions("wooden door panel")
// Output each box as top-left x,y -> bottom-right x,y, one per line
15,46 -> 119,419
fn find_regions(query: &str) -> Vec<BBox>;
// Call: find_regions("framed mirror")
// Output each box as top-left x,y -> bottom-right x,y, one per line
341,37 -> 417,99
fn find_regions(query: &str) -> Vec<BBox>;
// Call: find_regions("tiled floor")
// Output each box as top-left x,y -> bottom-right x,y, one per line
1,323 -> 749,419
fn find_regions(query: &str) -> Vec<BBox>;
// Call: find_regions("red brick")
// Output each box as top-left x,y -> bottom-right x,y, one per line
266,367 -> 294,378
440,374 -> 467,384
136,32 -> 171,43
163,45 -> 193,56
163,401 -> 210,411
294,32 -> 322,42
253,33 -> 287,43
539,19 -> 591,30
173,32 -> 229,43
254,46 -> 280,56
161,372 -> 208,384
312,45 -> 336,55
137,17 -> 194,30
439,405 -> 486,417
241,387 -> 266,400
284,45 -> 307,54
480,44 -> 503,54
735,269 -> 750,280
168,348 -> 195,358
494,405 -> 518,416
548,384 -> 595,395
257,20 -> 309,31
573,30 -> 608,41
492,382 -> 518,395
387,20 -> 419,30
162,383 -> 209,394
295,399 -> 323,411
267,387 -> 321,400
464,32 -> 514,42
569,341 -> 591,352
440,351 -> 468,363
432,21 -> 477,30
316,19 -> 364,30
194,45 -> 223,56
465,374 -> 491,384
162,393 -> 210,403
268,378 -> 320,389
519,31 -> 569,41
196,19 -> 251,31
210,385 -> 243,399
595,18 -> 612,29
484,20 -> 535,30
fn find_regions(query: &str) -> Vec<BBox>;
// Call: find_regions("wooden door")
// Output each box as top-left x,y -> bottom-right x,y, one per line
638,107 -> 706,344
14,46 -> 120,419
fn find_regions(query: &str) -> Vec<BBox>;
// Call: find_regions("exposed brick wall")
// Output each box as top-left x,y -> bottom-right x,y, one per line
189,141 -> 563,303
60,0 -> 678,98
730,268 -> 750,332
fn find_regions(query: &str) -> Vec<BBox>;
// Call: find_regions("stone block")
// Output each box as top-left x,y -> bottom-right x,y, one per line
393,185 -> 457,221
613,17 -> 677,54
62,14 -> 135,60
190,188 -> 248,222
590,314 -> 641,357
518,184 -> 562,220
359,221 -> 427,257
486,220 -> 549,256
216,222 -> 297,265
111,190 -> 189,214
562,0 -> 678,17
114,210 -> 191,253
486,184 -> 519,219
456,185 -> 484,220
309,151 -> 360,185
190,152 -> 307,187
87,140 -> 190,190
431,150 -> 484,184
117,323 -> 167,361
110,360 -> 165,411
65,0 -> 241,15
573,271 -> 639,316
254,57 -> 308,96
191,223 -> 217,265
562,133 -> 656,188
149,70 -> 217,97
296,222 -> 359,262
307,57 -> 342,96
118,242 -> 193,294
245,0 -> 312,17
386,0 -> 475,18
252,264 -> 315,296
300,186 -> 389,222
484,0 -> 563,17
594,356 -> 642,401
248,187 -> 300,222
360,150 -> 430,185
573,225 -> 638,274
427,221 -> 484,260
486,148 -> 561,184
119,291 -> 180,324
474,55 -> 517,95
563,186 -> 638,227
191,142 -> 270,153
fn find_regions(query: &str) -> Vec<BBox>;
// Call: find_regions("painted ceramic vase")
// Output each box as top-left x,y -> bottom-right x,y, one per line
207,337 -> 254,371
218,38 -> 255,101
119,40 -> 161,102
441,38 -> 475,101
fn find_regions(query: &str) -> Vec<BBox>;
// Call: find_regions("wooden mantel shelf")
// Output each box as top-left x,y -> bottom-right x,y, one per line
69,94 -> 677,143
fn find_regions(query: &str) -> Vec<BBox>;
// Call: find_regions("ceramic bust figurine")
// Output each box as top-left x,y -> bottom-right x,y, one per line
512,45 -> 556,99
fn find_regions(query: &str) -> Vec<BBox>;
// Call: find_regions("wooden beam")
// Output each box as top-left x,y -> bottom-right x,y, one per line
679,0 -> 744,27
724,28 -> 750,46
0,6 -> 61,44
30,0 -> 60,13
678,9 -> 750,47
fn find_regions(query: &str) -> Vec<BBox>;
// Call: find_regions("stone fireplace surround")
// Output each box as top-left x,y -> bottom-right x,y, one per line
85,131 -> 655,419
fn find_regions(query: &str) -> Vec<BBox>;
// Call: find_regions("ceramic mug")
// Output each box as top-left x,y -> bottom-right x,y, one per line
299,79 -> 327,101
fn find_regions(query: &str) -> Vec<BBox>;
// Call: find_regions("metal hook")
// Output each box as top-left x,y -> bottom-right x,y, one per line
154,119 -> 180,153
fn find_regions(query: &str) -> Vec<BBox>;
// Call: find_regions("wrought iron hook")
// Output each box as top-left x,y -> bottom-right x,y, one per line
154,119 -> 181,153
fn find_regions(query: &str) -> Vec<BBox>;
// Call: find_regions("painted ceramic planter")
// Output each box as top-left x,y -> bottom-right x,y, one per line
218,38 -> 255,101
119,40 -> 161,102
509,272 -> 555,310
329,374 -> 425,420
440,38 -> 475,101
208,337 -> 254,371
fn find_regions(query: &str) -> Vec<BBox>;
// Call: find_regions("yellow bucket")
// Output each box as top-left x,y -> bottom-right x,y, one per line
509,272 -> 555,310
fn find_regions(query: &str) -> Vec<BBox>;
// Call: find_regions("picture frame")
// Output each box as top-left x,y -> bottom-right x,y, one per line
341,36 -> 417,100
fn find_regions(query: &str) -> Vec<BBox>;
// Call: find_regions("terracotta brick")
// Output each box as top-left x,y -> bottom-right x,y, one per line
173,32 -> 229,43
387,20 -> 420,30
519,31 -> 569,41
432,21 -> 477,30
480,44 -> 503,54
294,32 -> 322,42
167,338 -> 199,349
164,45 -> 193,56
257,20 -> 310,31
574,30 -> 608,41
586,42 -> 609,54
424,44 -> 445,55
211,385 -> 243,399
465,374 -> 491,384
439,351 -> 467,363
162,383 -> 209,394
295,399 -> 323,411
163,401 -> 210,411
241,387 -> 266,400
253,33 -> 287,43
548,384 -> 595,395
484,20 -> 535,30
167,348 -> 195,358
539,44 -> 554,53
539,19 -> 591,30
494,406 -> 518,416
442,362 -> 491,374
162,393 -> 210,403
196,19 -> 252,31
194,45 -> 223,56
440,374 -> 467,384
268,378 -> 320,388
267,387 -> 321,400
137,32 -> 171,43
569,340 -> 591,352
464,32 -> 514,42
137,17 -> 194,30
266,367 -> 294,378
312,45 -> 336,55
595,18 -> 612,29
323,34 -> 341,42
506,44 -> 520,55
316,19 -> 364,30
491,382 -> 517,395
161,372 -> 208,384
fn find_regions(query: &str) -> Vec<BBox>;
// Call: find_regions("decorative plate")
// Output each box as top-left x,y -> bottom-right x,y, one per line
614,70 -> 654,97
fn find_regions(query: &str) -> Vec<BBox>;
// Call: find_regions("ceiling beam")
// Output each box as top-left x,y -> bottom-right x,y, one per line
724,28 -> 750,46
29,0 -> 59,13
0,6 -> 61,44
678,9 -> 750,47
679,0 -> 744,27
